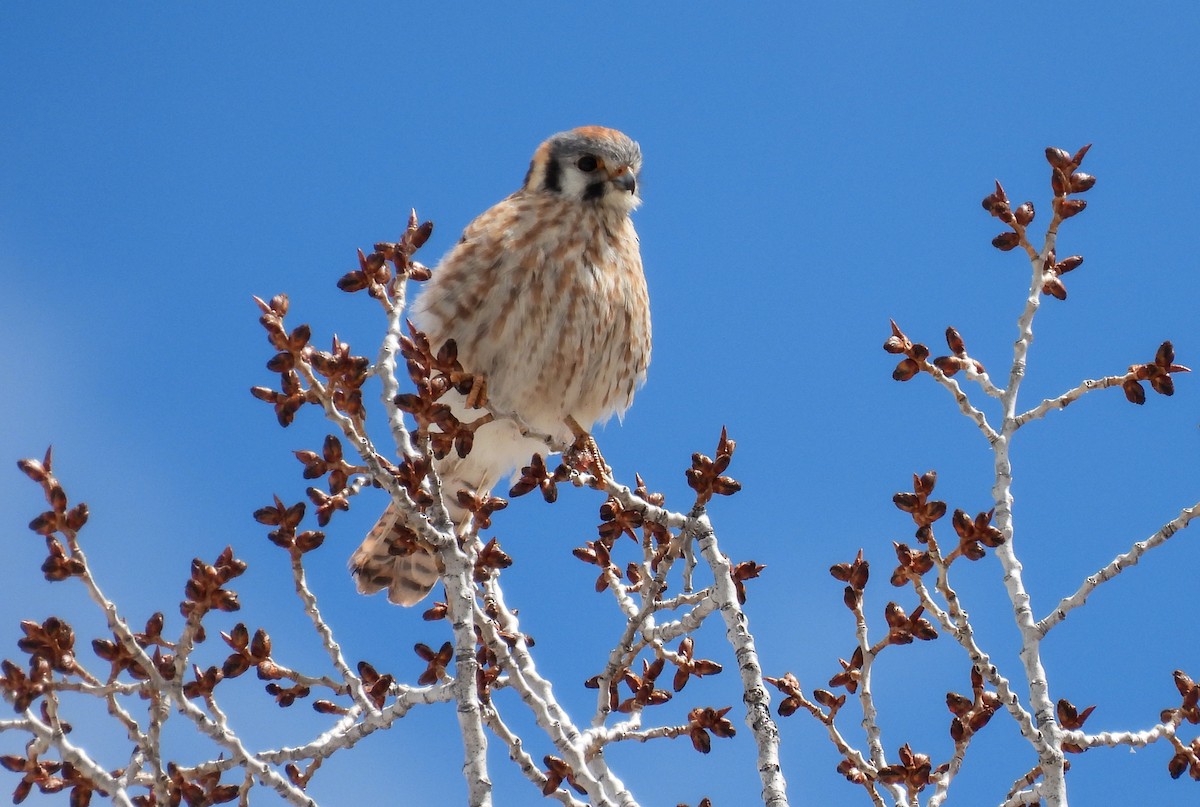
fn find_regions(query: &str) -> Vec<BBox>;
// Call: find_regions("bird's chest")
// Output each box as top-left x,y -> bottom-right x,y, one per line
508,214 -> 639,336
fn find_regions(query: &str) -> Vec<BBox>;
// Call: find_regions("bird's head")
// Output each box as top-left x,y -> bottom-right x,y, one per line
524,126 -> 642,213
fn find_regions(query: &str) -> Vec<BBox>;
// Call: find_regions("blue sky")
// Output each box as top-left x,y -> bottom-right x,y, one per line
3,4 -> 1199,805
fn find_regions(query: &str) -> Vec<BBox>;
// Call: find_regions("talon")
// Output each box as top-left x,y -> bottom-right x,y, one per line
564,416 -> 611,481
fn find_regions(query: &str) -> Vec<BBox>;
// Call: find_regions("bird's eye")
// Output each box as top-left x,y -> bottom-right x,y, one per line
576,155 -> 599,173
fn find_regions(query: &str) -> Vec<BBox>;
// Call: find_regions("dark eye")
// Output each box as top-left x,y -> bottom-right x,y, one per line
576,155 -> 599,173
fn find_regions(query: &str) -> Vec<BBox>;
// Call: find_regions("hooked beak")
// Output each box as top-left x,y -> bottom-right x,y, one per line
609,167 -> 637,195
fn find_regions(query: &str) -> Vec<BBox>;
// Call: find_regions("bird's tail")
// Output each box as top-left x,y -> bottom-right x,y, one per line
349,501 -> 449,606
349,413 -> 557,606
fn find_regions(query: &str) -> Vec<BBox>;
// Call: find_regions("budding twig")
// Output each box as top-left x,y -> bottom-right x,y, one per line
1037,501 -> 1200,634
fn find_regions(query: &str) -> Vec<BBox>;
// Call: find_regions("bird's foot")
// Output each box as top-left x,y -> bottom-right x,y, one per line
564,415 -> 612,482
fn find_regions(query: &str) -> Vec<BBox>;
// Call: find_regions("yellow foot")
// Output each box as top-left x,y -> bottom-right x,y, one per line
564,415 -> 612,481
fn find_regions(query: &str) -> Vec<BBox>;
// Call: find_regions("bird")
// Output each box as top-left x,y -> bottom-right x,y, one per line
349,126 -> 652,606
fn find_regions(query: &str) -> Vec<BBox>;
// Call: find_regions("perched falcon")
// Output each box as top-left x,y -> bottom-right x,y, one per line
350,126 -> 651,605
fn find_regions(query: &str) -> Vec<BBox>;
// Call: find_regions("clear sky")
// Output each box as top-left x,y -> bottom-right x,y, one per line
3,4 -> 1199,805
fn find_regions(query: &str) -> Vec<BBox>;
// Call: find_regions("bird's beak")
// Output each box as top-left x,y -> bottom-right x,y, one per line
609,167 -> 637,195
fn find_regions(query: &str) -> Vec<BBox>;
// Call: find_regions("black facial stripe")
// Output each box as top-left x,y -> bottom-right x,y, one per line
582,181 -> 606,201
542,156 -> 562,193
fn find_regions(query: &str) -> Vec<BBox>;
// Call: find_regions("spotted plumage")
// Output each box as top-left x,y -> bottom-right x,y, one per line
350,127 -> 651,605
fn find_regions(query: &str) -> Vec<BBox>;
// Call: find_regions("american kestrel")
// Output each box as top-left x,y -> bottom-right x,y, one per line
350,126 -> 652,605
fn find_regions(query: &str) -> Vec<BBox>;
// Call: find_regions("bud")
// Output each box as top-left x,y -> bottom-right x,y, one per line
1051,168 -> 1068,197
991,232 -> 1021,251
1058,199 -> 1087,219
1122,378 -> 1146,405
1041,276 -> 1067,301
946,692 -> 972,716
1045,147 -> 1073,169
1174,670 -> 1195,697
17,458 -> 48,483
1069,173 -> 1096,193
1055,255 -> 1084,274
892,358 -> 920,382
337,271 -> 369,292
65,503 -> 89,531
1015,202 -> 1035,225
411,220 -> 434,249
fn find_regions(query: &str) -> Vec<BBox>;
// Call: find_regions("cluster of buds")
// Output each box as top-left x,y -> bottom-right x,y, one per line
728,558 -> 765,605
250,294 -> 317,426
310,338 -> 371,421
981,178 -> 1036,238
1046,145 -> 1096,211
472,537 -> 512,585
946,667 -> 1002,742
509,453 -> 571,503
337,210 -> 434,298
1038,250 -> 1084,301
91,613 -> 171,683
576,497 -> 641,592
253,496 -> 325,554
830,548 -> 869,610
541,756 -> 586,797
16,617 -> 78,678
456,490 -> 508,531
0,657 -> 50,713
216,622 -> 273,686
615,658 -> 672,713
686,705 -> 737,753
669,637 -> 723,693
583,657 -> 669,713
264,679 -> 311,708
1122,341 -> 1190,405
573,479 -> 678,594
882,602 -> 938,646
685,426 -> 741,507
887,325 -> 988,385
17,449 -> 88,582
766,671 -> 839,720
473,636 -> 502,703
883,321 -> 930,383
1167,670 -> 1200,726
892,471 -> 945,542
876,743 -> 944,799
395,329 -> 489,460
0,756 -> 102,805
181,546 -> 247,621
1165,670 -> 1200,781
890,541 -> 934,587
161,763 -> 240,805
413,641 -> 453,686
828,647 -> 865,695
252,293 -> 373,424
947,509 -> 1005,562
355,660 -> 396,709
890,473 -> 1005,579
1056,697 -> 1097,753
294,434 -> 361,494
981,144 -> 1095,299
585,639 -> 723,721
932,327 -> 985,378
572,537 -> 623,594
3,615 -> 94,716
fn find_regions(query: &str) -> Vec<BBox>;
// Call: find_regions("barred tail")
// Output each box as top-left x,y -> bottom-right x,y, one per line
349,502 -> 442,607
